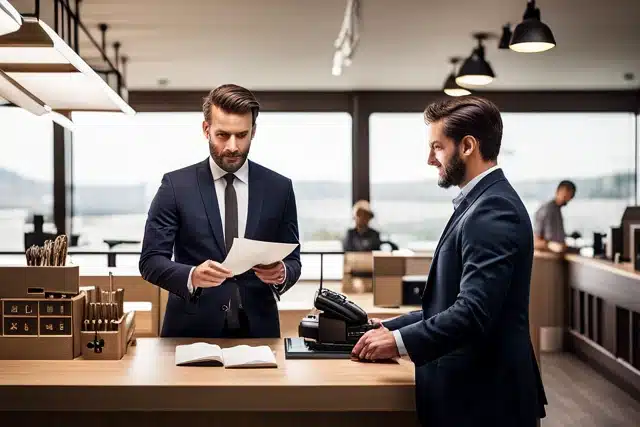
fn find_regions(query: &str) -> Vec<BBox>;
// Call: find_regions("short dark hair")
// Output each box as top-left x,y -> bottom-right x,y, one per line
557,180 -> 576,193
203,84 -> 260,125
423,96 -> 503,161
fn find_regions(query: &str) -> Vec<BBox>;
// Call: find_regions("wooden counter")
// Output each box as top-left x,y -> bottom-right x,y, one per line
563,253 -> 640,400
0,337 -> 418,426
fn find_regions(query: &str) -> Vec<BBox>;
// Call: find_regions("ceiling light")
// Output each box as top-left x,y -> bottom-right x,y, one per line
0,68 -> 48,115
0,17 -> 135,114
509,1 -> 556,53
456,33 -> 495,87
443,57 -> 471,97
0,0 -> 21,36
332,0 -> 360,76
0,69 -> 75,130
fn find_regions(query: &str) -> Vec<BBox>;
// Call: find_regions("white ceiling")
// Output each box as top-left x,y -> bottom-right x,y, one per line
8,0 -> 640,91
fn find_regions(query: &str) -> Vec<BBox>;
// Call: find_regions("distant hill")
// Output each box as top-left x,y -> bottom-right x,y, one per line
0,167 -> 147,216
294,172 -> 635,202
0,166 -> 634,217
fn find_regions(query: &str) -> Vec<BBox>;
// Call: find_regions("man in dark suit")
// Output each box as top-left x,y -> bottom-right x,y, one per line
353,96 -> 547,426
139,84 -> 301,338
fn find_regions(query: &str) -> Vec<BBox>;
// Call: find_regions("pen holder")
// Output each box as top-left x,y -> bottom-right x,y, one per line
80,310 -> 136,360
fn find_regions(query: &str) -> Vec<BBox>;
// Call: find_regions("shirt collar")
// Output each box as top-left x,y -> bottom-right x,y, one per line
209,156 -> 249,184
452,165 -> 500,210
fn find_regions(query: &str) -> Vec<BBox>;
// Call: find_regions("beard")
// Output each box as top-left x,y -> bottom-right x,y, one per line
209,137 -> 249,174
437,150 -> 467,188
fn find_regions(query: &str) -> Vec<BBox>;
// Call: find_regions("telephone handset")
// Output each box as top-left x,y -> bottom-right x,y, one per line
314,288 -> 368,325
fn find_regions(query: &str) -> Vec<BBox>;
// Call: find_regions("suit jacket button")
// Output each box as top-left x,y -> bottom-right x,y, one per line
221,304 -> 229,312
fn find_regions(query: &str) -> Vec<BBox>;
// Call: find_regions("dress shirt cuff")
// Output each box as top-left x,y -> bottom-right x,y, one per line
392,329 -> 408,356
187,266 -> 196,294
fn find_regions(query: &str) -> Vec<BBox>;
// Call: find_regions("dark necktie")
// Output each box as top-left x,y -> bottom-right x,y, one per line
224,173 -> 238,252
223,173 -> 241,329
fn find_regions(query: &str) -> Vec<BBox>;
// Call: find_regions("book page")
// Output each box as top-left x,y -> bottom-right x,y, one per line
221,345 -> 277,368
175,342 -> 223,366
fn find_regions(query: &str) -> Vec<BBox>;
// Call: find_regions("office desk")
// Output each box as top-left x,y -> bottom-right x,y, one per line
0,338 -> 418,427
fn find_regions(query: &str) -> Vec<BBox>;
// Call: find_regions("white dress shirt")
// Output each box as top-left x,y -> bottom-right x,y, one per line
187,157 -> 285,294
391,165 -> 501,356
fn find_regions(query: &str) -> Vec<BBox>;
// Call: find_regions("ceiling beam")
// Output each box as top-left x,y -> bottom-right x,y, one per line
129,89 -> 639,114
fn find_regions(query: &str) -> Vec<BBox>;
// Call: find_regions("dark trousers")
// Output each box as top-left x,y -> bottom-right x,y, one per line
221,309 -> 250,338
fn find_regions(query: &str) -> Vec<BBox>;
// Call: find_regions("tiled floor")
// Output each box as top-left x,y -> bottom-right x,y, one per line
540,352 -> 640,426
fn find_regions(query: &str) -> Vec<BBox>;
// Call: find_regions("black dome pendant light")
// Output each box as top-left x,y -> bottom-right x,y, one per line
509,0 -> 556,53
456,33 -> 495,87
443,57 -> 471,97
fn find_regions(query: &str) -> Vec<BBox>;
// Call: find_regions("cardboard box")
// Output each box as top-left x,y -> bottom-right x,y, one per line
372,253 -> 432,307
0,292 -> 85,360
0,265 -> 79,299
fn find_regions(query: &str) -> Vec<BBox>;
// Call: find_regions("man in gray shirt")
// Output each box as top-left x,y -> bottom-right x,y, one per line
533,180 -> 576,252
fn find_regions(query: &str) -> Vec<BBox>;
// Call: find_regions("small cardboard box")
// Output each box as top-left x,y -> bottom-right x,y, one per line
0,292 -> 85,360
0,265 -> 79,299
80,310 -> 136,360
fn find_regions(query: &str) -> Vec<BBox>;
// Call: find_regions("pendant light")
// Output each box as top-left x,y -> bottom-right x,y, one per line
456,33 -> 495,87
509,1 -> 556,53
443,57 -> 471,97
0,0 -> 21,36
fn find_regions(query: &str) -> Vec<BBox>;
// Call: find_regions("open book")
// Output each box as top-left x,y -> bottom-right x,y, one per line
175,342 -> 277,368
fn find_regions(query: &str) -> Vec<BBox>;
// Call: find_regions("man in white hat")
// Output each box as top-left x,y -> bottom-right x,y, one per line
342,200 -> 381,252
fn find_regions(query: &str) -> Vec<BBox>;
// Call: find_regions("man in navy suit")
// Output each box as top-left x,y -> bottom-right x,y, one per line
139,84 -> 301,338
353,96 -> 547,426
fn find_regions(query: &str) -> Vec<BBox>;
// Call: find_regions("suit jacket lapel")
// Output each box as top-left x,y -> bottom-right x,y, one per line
245,161 -> 263,239
431,169 -> 506,260
196,159 -> 226,255
422,169 -> 506,300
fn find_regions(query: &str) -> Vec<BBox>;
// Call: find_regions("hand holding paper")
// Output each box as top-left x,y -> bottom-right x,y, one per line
221,238 -> 298,276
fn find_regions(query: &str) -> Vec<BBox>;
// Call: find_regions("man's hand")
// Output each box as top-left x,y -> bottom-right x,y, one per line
192,260 -> 232,288
253,262 -> 285,285
351,324 -> 400,361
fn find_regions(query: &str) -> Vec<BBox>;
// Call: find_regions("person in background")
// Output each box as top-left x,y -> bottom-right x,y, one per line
342,200 -> 381,252
533,180 -> 576,253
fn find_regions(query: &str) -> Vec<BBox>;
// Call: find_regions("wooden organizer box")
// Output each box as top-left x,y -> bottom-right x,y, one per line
0,292 -> 85,360
0,265 -> 79,299
80,310 -> 136,360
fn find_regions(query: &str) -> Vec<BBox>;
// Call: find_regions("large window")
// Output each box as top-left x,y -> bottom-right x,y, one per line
370,112 -> 637,249
71,111 -> 351,279
0,107 -> 54,256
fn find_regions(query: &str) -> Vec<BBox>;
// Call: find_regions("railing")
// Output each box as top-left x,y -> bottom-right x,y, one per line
0,250 -> 345,282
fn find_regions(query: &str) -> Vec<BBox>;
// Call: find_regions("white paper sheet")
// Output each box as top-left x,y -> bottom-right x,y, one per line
221,238 -> 298,276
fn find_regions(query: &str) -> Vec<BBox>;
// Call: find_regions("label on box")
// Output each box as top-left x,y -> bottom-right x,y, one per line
3,316 -> 38,336
3,300 -> 38,316
39,300 -> 72,316
39,317 -> 72,336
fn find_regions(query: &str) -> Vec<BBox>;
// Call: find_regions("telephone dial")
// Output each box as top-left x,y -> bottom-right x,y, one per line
298,288 -> 376,351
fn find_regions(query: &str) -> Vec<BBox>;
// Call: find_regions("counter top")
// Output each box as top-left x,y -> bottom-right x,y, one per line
565,254 -> 640,281
0,338 -> 415,412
